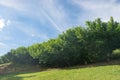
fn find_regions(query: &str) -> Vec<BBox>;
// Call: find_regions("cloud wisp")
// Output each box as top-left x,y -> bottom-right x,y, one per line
0,42 -> 7,47
0,0 -> 70,32
41,9 -> 63,32
71,0 -> 120,23
0,18 -> 10,31
0,18 -> 5,31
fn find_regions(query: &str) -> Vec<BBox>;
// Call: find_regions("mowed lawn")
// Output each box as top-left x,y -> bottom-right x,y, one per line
0,65 -> 120,80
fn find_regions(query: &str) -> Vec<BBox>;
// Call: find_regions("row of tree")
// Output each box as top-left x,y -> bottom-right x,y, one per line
1,17 -> 120,67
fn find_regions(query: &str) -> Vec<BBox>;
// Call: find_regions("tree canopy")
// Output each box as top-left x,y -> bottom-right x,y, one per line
1,17 -> 120,67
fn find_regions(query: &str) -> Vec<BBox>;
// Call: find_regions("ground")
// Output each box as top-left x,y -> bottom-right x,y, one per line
0,61 -> 120,80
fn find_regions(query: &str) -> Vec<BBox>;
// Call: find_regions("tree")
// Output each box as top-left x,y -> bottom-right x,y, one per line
1,17 -> 120,67
10,47 -> 36,64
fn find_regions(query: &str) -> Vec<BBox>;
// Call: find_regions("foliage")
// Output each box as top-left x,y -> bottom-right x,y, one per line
1,17 -> 120,67
0,47 -> 37,64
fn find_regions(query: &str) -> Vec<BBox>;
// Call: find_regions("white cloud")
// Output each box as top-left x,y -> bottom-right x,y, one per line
6,20 -> 11,25
0,42 -> 7,47
12,21 -> 49,41
39,0 -> 69,32
31,34 -> 35,37
1,0 -> 120,32
0,0 -> 69,32
72,0 -> 120,22
31,33 -> 49,40
0,0 -> 26,11
0,18 -> 5,31
41,9 -> 63,32
0,18 -> 11,31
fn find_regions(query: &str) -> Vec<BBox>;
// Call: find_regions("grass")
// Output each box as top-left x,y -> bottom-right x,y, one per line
0,63 -> 41,75
0,64 -> 120,80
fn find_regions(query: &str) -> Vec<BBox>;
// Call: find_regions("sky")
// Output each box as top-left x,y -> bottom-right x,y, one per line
0,0 -> 120,56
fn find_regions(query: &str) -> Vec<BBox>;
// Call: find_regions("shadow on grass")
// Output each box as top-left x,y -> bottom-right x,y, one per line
0,71 -> 39,80
0,63 -> 48,75
0,63 -> 49,80
0,75 -> 23,80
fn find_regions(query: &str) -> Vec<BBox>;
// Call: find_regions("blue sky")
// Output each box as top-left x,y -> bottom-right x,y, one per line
0,0 -> 120,56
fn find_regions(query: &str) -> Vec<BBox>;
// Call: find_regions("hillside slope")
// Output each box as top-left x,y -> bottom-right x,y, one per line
0,61 -> 120,80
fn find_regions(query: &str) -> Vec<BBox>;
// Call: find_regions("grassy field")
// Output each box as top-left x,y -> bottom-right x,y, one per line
0,64 -> 120,80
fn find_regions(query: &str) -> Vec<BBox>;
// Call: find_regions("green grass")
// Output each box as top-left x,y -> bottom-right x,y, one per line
0,65 -> 120,80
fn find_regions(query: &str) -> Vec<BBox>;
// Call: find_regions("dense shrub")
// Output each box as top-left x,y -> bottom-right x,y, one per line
112,49 -> 120,59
